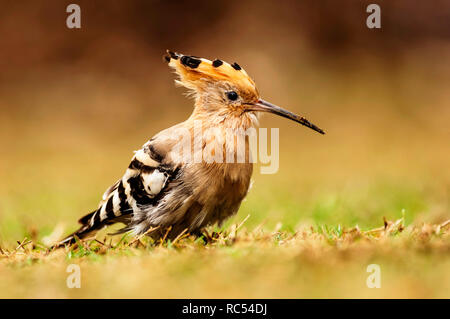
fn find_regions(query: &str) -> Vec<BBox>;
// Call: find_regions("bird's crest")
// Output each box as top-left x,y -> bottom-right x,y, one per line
164,50 -> 258,97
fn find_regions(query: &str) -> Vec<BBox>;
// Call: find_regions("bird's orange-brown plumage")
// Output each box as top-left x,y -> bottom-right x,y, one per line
57,51 -> 324,247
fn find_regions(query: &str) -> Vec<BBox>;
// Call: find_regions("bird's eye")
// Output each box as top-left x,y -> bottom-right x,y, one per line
226,91 -> 239,101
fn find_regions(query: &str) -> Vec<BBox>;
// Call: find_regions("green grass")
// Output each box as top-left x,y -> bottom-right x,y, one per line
1,216 -> 449,298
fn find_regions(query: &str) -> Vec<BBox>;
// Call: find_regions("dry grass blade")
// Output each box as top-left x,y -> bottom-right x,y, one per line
15,238 -> 32,251
364,226 -> 385,234
94,239 -> 108,247
128,226 -> 160,247
440,219 -> 450,229
228,224 -> 237,240
72,235 -> 92,252
364,217 -> 404,236
252,219 -> 267,234
172,228 -> 189,246
344,225 -> 360,234
159,226 -> 172,247
236,214 -> 250,231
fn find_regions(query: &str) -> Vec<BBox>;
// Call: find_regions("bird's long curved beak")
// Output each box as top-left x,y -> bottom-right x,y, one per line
245,99 -> 325,135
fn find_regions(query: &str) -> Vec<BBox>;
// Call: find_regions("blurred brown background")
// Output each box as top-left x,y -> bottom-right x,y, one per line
0,0 -> 449,240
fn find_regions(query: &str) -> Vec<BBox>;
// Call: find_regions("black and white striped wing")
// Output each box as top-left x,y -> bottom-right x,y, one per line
93,144 -> 171,225
60,142 -> 174,244
123,147 -> 171,209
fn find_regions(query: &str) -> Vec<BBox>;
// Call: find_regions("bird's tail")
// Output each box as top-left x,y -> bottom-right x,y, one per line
53,210 -> 101,248
53,179 -> 134,249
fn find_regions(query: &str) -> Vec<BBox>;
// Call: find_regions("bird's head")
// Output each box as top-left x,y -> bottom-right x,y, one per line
164,50 -> 325,134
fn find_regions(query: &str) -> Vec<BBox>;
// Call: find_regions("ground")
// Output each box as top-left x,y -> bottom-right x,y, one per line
1,216 -> 449,298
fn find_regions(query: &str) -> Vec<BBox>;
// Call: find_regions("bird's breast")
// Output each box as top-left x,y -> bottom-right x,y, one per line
187,162 -> 253,205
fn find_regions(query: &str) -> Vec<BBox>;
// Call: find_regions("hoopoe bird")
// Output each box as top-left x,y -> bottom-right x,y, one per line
57,51 -> 324,246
